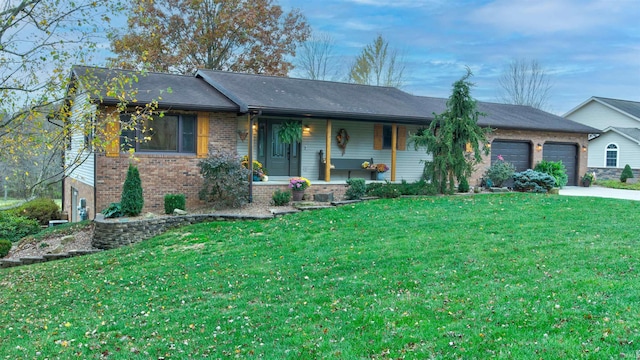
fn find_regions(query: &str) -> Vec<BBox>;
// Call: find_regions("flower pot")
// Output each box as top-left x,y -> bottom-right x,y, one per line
376,172 -> 385,181
253,175 -> 261,181
262,175 -> 268,182
292,190 -> 305,201
582,179 -> 591,187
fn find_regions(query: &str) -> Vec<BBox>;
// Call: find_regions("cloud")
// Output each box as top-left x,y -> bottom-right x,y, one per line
468,0 -> 634,35
343,0 -> 441,8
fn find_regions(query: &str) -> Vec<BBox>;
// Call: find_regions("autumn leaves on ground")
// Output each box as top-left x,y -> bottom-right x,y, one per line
1,193 -> 638,358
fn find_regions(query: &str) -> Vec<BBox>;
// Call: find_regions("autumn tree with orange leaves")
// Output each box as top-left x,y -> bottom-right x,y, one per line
109,0 -> 310,76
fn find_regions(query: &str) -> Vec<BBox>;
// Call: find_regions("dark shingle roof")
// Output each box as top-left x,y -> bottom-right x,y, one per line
609,127 -> 640,143
196,69 -> 429,123
594,97 -> 640,120
71,66 -> 238,112
71,66 -> 599,134
413,96 -> 599,134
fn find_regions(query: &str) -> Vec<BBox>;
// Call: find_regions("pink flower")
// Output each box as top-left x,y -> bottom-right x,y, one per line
497,155 -> 504,161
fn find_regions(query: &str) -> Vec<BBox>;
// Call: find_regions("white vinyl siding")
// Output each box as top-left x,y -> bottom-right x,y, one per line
65,93 -> 95,187
301,120 -> 428,181
589,133 -> 640,168
566,101 -> 640,130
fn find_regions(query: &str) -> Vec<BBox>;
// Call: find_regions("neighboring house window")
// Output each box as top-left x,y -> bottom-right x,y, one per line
120,114 -> 196,153
605,143 -> 618,167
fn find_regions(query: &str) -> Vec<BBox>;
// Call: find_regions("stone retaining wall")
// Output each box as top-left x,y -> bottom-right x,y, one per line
92,213 -> 271,250
588,167 -> 640,182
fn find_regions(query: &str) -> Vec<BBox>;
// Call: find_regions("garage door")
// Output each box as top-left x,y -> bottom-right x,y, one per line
491,141 -> 531,172
543,143 -> 578,186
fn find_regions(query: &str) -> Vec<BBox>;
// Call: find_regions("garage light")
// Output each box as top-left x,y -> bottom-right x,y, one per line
536,143 -> 542,152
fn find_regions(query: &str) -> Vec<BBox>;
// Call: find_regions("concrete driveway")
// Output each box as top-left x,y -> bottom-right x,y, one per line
559,186 -> 640,201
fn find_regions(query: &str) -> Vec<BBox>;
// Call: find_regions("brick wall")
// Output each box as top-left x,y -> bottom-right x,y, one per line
251,183 -> 348,204
95,112 -> 238,215
469,129 -> 589,186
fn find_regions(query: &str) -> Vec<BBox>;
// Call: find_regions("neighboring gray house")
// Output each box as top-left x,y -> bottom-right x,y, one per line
564,97 -> 640,178
63,66 -> 597,219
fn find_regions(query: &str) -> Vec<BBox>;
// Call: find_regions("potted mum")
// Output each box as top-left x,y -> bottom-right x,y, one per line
375,163 -> 389,180
581,172 -> 595,187
289,177 -> 311,201
241,155 -> 267,181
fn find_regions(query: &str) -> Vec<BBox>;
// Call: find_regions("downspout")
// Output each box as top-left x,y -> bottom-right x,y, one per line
248,110 -> 262,203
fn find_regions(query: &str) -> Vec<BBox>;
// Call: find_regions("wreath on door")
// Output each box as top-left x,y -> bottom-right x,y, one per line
336,128 -> 350,155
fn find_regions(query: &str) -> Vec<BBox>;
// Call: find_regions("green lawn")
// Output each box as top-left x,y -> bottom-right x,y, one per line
597,179 -> 640,190
1,193 -> 639,358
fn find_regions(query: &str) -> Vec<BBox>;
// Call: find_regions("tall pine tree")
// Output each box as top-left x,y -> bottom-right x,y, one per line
411,68 -> 490,194
121,164 -> 144,216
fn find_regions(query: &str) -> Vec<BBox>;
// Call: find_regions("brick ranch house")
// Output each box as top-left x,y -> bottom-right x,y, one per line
62,66 -> 597,221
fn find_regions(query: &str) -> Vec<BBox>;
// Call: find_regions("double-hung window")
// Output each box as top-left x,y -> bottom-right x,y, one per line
605,143 -> 618,167
120,114 -> 196,154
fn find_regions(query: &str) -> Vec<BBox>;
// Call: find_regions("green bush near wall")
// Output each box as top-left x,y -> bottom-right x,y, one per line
164,194 -> 186,214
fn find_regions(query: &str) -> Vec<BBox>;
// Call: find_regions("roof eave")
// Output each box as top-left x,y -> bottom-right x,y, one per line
253,107 -> 433,124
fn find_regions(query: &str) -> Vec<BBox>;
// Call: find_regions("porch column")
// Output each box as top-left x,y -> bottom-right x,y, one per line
391,124 -> 397,181
325,119 -> 332,182
247,114 -> 254,203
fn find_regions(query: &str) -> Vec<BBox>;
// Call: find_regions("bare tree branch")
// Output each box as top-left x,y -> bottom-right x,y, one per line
497,59 -> 553,110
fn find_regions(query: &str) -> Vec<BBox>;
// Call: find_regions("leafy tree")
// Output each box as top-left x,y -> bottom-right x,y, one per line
109,0 -> 310,75
0,1 -> 158,198
498,59 -> 553,110
120,164 -> 144,216
411,68 -> 490,194
349,34 -> 405,87
0,0 -> 115,197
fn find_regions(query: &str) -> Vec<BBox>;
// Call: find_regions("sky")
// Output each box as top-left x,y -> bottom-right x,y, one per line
278,0 -> 640,115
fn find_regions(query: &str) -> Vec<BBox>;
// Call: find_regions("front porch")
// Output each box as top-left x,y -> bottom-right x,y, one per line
249,177 -> 391,204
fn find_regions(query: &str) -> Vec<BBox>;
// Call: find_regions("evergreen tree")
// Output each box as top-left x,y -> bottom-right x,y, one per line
411,68 -> 490,194
620,164 -> 634,183
121,164 -> 144,216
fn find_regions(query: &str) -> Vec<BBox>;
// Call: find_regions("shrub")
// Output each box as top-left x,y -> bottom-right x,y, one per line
13,198 -> 60,226
534,160 -> 567,188
485,156 -> 516,187
121,164 -> 144,216
366,181 -> 401,198
0,213 -> 41,242
271,189 -> 291,206
457,177 -> 470,193
345,178 -> 367,200
164,194 -> 186,214
513,169 -> 556,193
620,164 -> 633,183
396,179 -> 437,196
198,150 -> 251,208
101,202 -> 122,219
0,239 -> 12,258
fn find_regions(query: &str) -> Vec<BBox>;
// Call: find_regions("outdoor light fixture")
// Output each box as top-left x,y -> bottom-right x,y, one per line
303,124 -> 311,134
536,143 -> 542,152
582,145 -> 587,152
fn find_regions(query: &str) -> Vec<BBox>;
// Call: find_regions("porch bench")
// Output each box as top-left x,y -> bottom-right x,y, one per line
318,150 -> 375,180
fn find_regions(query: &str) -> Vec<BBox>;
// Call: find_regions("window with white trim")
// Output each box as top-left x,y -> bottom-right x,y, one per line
605,143 -> 618,167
